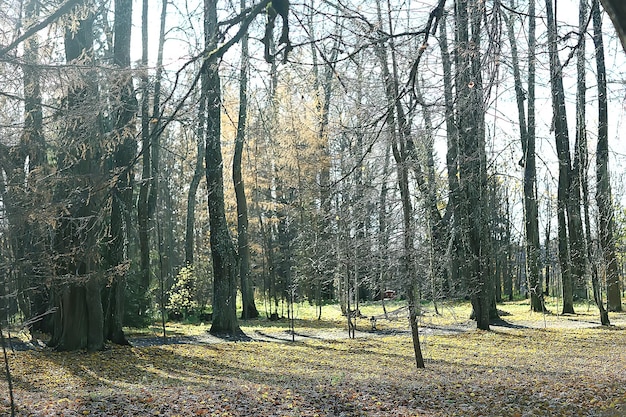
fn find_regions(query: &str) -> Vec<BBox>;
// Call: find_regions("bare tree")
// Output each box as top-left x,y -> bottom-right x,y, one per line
505,0 -> 543,312
234,0 -> 259,320
592,0 -> 621,314
205,0 -> 242,336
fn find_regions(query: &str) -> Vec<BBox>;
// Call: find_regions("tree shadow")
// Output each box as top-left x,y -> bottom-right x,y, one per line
489,318 -> 532,330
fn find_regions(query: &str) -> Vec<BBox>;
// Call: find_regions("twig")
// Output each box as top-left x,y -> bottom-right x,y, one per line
0,321 -> 16,417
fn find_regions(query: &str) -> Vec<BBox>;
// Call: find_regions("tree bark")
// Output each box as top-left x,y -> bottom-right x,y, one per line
205,0 -> 242,336
592,0 -> 621,314
15,0 -> 49,333
545,0 -> 576,314
438,12 -> 461,292
505,0 -> 543,312
104,0 -> 136,346
455,0 -> 492,330
137,0 -> 152,314
185,68 -> 207,265
50,10 -> 104,351
375,0 -> 425,367
234,1 -> 259,320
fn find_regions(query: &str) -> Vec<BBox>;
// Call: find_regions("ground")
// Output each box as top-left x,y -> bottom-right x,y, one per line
1,298 -> 626,416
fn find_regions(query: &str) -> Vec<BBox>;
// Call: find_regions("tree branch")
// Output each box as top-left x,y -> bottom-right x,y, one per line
0,0 -> 84,59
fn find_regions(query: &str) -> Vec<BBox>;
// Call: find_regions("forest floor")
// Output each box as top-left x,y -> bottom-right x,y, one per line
2,298 -> 626,416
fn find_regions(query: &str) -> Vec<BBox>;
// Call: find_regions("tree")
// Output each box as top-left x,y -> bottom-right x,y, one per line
103,0 -> 136,345
205,0 -> 242,336
592,0 -> 621,314
234,0 -> 259,320
438,11 -> 462,294
137,0 -> 167,317
49,6 -> 104,351
505,0 -> 543,312
3,0 -> 50,334
578,0 -> 608,325
374,0 -> 424,367
545,0 -> 580,314
455,0 -> 492,330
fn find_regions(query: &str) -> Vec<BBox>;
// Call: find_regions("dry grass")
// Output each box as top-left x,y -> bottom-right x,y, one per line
2,299 -> 626,416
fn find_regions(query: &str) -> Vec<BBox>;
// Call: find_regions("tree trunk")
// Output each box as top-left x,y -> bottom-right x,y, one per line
545,0 -> 576,314
104,0 -> 136,346
592,0 -> 621,314
455,0 -> 492,330
50,12 -> 104,351
438,12 -> 461,293
185,67 -> 207,265
205,0 -> 242,336
17,0 -> 49,333
569,0 -> 590,302
506,0 -> 543,312
374,0 -> 424,367
137,0 -> 152,314
308,2 -> 338,315
234,2 -> 259,320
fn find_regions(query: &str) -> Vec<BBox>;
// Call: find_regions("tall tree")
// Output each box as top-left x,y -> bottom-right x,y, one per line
455,0 -> 492,330
234,0 -> 259,320
137,0 -> 152,314
505,0 -> 543,312
49,6 -> 104,351
438,11 -> 461,293
185,63 -> 208,265
103,0 -> 135,345
205,0 -> 242,336
308,0 -> 339,316
374,0 -> 424,367
571,0 -> 591,301
592,0 -> 621,313
578,0 -> 608,325
545,0 -> 579,314
13,0 -> 49,332
137,0 -> 167,315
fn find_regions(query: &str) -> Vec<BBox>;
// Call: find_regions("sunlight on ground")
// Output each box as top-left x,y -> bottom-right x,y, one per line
3,300 -> 626,416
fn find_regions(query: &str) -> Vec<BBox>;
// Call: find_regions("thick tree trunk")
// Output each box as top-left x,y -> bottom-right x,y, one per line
50,12 -> 104,351
592,0 -> 621,314
205,0 -> 242,336
455,0 -> 492,330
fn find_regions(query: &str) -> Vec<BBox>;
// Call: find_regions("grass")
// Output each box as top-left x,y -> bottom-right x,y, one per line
2,299 -> 626,416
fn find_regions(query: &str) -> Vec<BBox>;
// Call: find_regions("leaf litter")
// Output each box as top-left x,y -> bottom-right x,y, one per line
2,300 -> 626,416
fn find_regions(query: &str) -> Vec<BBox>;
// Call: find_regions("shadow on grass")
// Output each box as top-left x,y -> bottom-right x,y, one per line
489,318 -> 532,330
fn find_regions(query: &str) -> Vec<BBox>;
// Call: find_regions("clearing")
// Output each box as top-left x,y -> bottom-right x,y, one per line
2,298 -> 626,416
